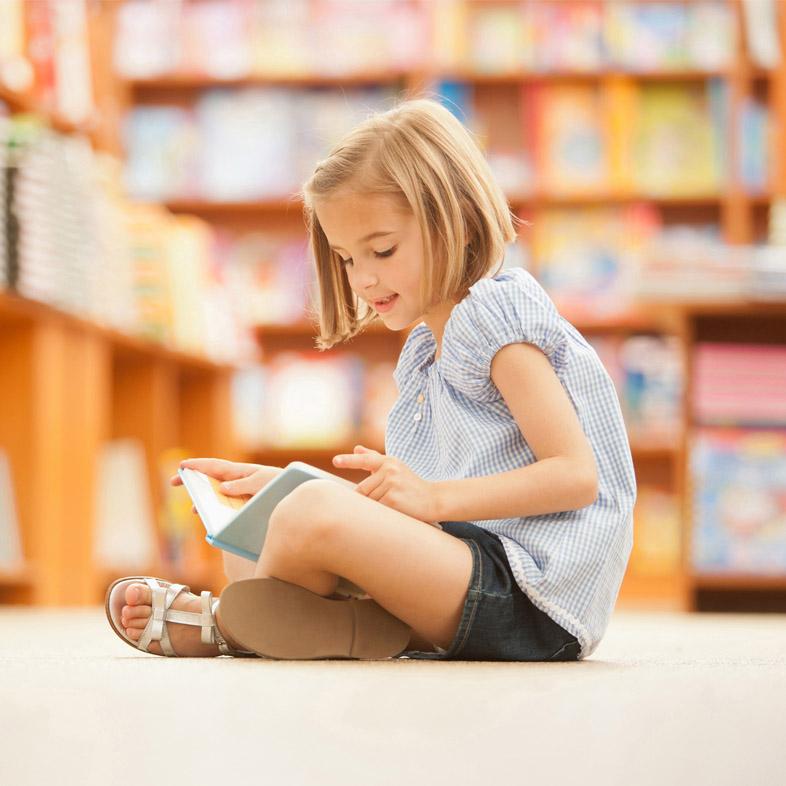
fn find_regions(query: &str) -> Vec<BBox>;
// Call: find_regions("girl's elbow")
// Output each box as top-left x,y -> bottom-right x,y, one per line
576,464 -> 599,508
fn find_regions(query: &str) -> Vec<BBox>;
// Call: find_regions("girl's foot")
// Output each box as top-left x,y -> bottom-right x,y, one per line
120,582 -> 243,657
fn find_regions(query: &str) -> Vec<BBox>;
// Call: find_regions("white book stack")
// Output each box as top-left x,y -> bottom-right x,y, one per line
0,450 -> 25,572
93,438 -> 158,571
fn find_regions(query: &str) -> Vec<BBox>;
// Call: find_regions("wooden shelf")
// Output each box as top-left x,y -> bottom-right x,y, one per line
0,565 -> 36,588
161,193 -> 773,216
0,290 -> 233,373
127,68 -> 777,92
128,71 -> 413,91
691,573 -> 786,591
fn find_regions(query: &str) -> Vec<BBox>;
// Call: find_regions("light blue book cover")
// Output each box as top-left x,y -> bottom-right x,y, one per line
179,461 -> 365,596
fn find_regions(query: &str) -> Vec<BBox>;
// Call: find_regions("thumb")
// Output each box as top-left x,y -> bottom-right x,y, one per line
354,444 -> 377,454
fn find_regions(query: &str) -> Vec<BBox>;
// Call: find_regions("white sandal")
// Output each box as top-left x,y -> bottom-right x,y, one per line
105,576 -> 256,657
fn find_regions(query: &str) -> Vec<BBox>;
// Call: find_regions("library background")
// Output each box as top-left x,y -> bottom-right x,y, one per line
0,0 -> 785,616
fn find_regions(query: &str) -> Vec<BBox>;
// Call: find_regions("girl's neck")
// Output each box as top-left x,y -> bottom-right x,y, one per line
422,301 -> 457,361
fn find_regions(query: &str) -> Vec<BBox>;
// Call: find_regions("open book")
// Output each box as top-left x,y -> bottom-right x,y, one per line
178,461 -> 365,597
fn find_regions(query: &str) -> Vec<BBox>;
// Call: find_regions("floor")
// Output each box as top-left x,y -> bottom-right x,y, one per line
1,606 -> 784,786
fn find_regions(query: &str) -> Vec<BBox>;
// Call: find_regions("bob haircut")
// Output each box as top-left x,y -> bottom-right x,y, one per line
300,96 -> 523,350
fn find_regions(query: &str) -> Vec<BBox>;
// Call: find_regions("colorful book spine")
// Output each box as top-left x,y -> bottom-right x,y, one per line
694,343 -> 786,427
691,427 -> 786,575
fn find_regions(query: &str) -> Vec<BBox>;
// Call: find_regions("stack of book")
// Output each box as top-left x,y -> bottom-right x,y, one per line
439,0 -> 738,74
693,343 -> 786,427
1,114 -> 254,363
113,0 -> 427,80
691,342 -> 786,575
124,86 -> 398,202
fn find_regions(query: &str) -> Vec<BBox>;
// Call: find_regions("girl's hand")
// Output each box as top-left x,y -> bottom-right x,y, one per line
333,445 -> 441,525
170,458 -> 282,500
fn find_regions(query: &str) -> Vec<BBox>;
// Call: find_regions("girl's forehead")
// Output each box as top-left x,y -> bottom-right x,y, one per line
316,192 -> 413,234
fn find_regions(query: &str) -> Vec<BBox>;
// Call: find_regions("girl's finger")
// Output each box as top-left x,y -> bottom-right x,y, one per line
221,468 -> 281,497
355,470 -> 385,498
170,474 -> 183,486
179,458 -> 261,481
367,480 -> 390,503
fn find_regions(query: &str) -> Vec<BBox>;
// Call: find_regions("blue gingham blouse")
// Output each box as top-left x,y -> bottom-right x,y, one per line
385,266 -> 637,659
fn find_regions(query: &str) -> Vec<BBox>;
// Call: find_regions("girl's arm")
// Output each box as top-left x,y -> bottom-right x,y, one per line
433,342 -> 599,522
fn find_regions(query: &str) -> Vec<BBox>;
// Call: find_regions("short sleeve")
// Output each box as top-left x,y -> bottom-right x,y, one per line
440,268 -> 567,403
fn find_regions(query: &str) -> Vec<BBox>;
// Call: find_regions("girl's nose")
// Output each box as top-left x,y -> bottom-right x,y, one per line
357,270 -> 379,290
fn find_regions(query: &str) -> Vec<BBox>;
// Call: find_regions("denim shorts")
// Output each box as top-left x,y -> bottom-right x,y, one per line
397,520 -> 581,662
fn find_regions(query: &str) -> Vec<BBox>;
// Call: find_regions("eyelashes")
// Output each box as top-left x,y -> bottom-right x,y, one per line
339,246 -> 397,268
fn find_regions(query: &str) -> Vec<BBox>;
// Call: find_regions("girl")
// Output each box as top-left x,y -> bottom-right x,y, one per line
105,97 -> 636,662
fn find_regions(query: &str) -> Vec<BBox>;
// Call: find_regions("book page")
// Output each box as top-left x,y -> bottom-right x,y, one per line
180,469 -> 245,537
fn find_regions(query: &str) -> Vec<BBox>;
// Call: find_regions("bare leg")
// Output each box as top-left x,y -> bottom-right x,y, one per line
250,480 -> 472,651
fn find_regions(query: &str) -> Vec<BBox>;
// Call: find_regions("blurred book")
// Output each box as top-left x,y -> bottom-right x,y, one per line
691,428 -> 786,575
123,106 -> 198,200
124,87 -> 397,202
738,95 -> 770,195
741,0 -> 781,69
0,449 -> 25,571
532,204 -> 660,321
532,0 -> 605,73
530,83 -> 607,195
466,3 -> 533,74
604,0 -> 734,72
223,233 -> 312,326
0,0 -> 32,94
113,0 -> 181,78
632,81 -> 722,196
158,447 -> 207,575
694,343 -> 786,427
629,486 -> 682,577
588,333 -> 683,448
231,364 -> 268,452
261,351 -> 363,448
113,0 -> 427,79
93,439 -> 158,572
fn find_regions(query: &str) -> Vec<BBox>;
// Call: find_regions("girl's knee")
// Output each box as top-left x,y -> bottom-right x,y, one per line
268,479 -> 343,552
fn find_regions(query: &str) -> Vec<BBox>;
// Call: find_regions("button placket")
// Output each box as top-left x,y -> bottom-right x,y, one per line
413,390 -> 425,422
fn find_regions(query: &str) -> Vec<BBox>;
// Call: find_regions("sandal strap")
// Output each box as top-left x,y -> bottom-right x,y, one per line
205,593 -> 256,656
132,578 -> 256,658
138,579 -> 188,656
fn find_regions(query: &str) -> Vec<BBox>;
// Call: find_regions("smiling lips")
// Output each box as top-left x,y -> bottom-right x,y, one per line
372,293 -> 398,312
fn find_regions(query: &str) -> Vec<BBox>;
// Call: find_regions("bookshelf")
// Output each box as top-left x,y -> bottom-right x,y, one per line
107,0 -> 786,612
0,2 -> 245,605
1,0 -> 785,610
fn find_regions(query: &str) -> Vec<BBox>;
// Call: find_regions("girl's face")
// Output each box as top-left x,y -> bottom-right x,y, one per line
314,190 -> 428,331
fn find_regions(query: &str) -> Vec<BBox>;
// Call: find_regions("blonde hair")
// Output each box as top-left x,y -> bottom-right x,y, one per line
300,96 -> 523,350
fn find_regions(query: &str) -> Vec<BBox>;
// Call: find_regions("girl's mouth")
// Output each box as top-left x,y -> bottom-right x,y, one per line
373,294 -> 399,313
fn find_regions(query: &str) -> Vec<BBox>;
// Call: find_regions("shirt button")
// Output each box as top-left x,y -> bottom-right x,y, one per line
416,393 -> 425,404
413,412 -> 422,422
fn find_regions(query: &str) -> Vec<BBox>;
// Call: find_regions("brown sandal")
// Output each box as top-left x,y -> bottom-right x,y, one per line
218,577 -> 412,660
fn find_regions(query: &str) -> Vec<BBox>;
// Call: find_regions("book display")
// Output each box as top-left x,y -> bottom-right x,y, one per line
1,0 -> 786,611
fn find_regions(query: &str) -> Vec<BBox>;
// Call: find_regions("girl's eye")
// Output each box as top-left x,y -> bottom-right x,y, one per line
375,246 -> 396,259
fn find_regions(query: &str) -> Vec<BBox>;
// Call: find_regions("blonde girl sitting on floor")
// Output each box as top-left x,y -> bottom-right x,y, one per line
105,97 -> 636,661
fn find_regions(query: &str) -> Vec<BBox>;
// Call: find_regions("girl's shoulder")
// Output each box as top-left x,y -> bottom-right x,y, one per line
439,266 -> 567,402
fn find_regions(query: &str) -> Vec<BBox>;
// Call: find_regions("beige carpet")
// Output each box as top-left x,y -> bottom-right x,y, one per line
0,606 -> 784,786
